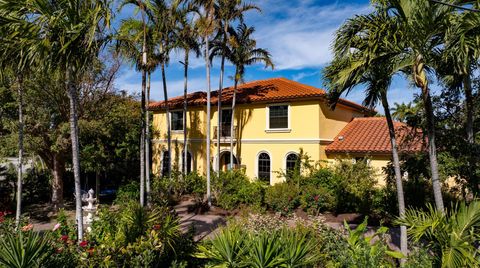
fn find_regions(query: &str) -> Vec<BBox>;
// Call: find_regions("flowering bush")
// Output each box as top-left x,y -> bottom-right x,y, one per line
264,182 -> 300,215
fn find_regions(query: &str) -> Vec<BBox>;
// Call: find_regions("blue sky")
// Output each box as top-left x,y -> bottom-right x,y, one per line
114,0 -> 422,112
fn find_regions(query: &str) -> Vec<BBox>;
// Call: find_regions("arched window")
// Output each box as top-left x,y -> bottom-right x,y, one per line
286,153 -> 299,177
161,151 -> 170,177
258,152 -> 270,182
181,151 -> 192,174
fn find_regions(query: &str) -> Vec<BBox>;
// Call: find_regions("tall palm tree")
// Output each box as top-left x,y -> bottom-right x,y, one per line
193,0 -> 216,206
147,0 -> 175,179
172,0 -> 201,176
323,11 -> 408,258
213,0 -> 259,174
373,0 -> 452,212
0,14 -> 30,227
1,0 -> 112,240
117,18 -> 160,205
216,24 -> 273,169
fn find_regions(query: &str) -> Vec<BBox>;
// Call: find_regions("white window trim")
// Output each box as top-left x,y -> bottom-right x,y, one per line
255,150 -> 272,185
169,110 -> 185,133
265,103 -> 291,133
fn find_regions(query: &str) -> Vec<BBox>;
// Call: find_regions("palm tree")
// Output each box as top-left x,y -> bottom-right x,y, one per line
397,201 -> 480,268
212,0 -> 259,174
171,0 -> 201,176
323,11 -> 408,258
2,0 -> 112,240
219,24 -> 273,169
0,16 -> 31,227
147,0 -> 176,179
373,0 -> 452,213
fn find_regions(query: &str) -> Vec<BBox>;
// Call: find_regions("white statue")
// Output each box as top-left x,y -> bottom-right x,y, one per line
82,188 -> 97,231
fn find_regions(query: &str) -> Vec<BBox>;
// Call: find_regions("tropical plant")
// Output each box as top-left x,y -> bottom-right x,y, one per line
0,230 -> 50,268
196,227 -> 246,267
371,0 -> 453,213
222,23 -> 273,168
397,201 -> 480,268
210,0 -> 260,174
323,9 -> 408,257
0,0 -> 113,240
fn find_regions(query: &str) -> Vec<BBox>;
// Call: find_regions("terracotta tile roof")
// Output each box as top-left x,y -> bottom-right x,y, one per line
149,77 -> 374,114
325,117 -> 425,154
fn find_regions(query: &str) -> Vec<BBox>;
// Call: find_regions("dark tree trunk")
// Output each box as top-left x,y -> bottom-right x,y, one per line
421,85 -> 445,213
95,170 -> 100,202
15,75 -> 24,228
66,69 -> 84,240
381,92 -> 407,259
230,68 -> 239,170
183,52 -> 189,176
146,71 -> 151,205
463,74 -> 477,193
161,63 -> 171,178
140,67 -> 146,206
51,153 -> 65,211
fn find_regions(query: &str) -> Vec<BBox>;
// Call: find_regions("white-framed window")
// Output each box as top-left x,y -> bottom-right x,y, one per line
170,110 -> 184,131
285,152 -> 299,175
266,103 -> 290,132
257,151 -> 271,183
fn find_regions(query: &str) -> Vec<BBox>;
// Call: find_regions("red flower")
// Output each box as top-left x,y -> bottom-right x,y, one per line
79,240 -> 88,248
87,247 -> 95,256
60,235 -> 69,242
313,195 -> 319,202
56,248 -> 64,254
153,224 -> 161,230
0,212 -> 4,217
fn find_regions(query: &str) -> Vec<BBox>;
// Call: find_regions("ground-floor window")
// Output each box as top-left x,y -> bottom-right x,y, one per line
182,151 -> 192,174
161,150 -> 170,177
258,152 -> 270,182
286,153 -> 299,178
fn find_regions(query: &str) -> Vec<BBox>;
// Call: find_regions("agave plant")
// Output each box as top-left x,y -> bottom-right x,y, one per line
196,227 -> 246,267
245,231 -> 285,268
279,229 -> 319,268
397,201 -> 480,268
0,231 -> 50,268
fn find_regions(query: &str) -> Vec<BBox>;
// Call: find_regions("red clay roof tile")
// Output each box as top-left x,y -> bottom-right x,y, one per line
148,77 -> 374,114
325,117 -> 424,154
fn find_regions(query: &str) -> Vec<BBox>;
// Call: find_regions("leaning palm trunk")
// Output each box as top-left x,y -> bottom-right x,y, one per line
15,75 -> 24,228
183,52 -> 189,176
140,67 -> 146,207
66,69 -> 84,240
381,92 -> 407,259
229,68 -> 239,170
145,71 -> 151,205
205,34 -> 212,207
421,85 -> 445,213
161,63 -> 171,178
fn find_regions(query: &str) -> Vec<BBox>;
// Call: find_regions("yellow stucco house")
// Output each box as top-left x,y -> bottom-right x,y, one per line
149,77 -> 420,185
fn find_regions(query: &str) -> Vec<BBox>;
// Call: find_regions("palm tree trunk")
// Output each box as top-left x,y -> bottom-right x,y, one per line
140,67 -> 146,207
205,34 -> 212,207
15,75 -> 24,228
66,69 -> 84,240
381,92 -> 408,259
52,153 -> 65,210
217,55 -> 225,174
161,63 -> 171,178
145,71 -> 151,205
183,52 -> 189,176
230,68 -> 239,170
463,74 -> 477,194
421,85 -> 445,213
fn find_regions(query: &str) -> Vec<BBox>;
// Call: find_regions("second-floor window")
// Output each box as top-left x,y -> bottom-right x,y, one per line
268,105 -> 289,129
171,111 -> 183,131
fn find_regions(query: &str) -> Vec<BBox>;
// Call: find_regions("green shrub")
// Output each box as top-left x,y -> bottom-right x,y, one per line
114,180 -> 140,205
213,170 -> 265,210
265,182 -> 300,215
185,172 -> 206,203
299,184 -> 335,215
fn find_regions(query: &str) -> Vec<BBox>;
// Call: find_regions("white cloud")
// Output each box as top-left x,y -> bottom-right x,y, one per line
292,70 -> 319,81
251,1 -> 371,70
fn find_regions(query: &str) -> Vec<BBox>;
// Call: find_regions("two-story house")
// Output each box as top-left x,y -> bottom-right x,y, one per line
149,77 -> 419,185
